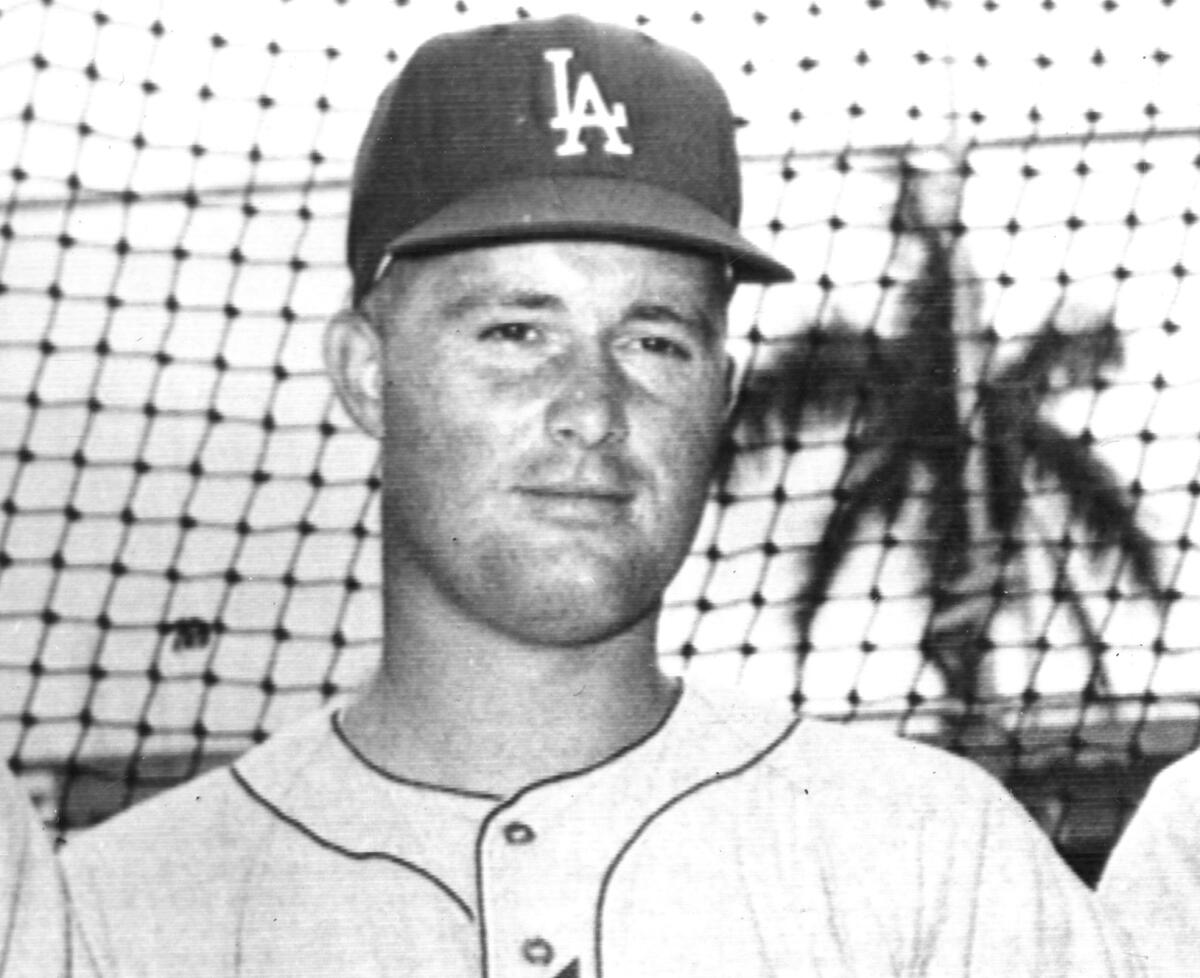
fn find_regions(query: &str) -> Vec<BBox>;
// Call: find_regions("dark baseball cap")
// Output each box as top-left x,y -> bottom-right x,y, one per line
347,14 -> 793,305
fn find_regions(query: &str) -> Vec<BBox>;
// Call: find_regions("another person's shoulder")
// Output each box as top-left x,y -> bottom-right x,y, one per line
1137,746 -> 1200,813
1,765 -> 69,978
1100,746 -> 1200,876
1097,747 -> 1200,976
1,762 -> 58,869
0,763 -> 44,840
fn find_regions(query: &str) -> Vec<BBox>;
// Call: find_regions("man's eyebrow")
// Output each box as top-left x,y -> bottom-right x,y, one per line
624,302 -> 720,342
439,290 -> 564,319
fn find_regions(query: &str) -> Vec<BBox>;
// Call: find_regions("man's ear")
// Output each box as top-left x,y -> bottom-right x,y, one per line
324,308 -> 384,438
723,354 -> 739,419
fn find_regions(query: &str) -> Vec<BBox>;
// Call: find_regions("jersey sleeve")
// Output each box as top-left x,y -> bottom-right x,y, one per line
59,767 -> 253,978
1097,753 -> 1200,978
0,766 -> 69,978
911,764 -> 1145,977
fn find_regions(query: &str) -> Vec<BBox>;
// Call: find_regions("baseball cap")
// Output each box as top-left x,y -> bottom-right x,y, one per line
347,14 -> 794,305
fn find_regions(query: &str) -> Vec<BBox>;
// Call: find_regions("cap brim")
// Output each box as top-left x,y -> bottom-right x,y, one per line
379,176 -> 794,284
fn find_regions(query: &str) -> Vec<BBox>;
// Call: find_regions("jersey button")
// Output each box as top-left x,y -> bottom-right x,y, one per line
521,937 -> 555,966
503,821 -> 536,845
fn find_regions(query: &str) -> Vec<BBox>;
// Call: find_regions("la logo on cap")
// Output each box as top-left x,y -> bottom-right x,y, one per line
544,49 -> 632,157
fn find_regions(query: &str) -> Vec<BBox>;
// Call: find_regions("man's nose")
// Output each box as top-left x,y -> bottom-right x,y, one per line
544,348 -> 630,449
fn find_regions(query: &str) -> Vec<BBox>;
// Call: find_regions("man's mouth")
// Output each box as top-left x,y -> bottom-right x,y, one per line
515,483 -> 637,524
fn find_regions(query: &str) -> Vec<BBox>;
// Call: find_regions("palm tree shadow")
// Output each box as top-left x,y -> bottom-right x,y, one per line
723,158 -> 1161,742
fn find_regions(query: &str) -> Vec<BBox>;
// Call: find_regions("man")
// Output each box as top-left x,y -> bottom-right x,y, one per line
1,766 -> 68,976
1098,750 -> 1199,976
62,15 -> 1137,976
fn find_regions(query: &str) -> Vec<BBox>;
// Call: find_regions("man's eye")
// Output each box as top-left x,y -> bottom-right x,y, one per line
479,322 -> 539,343
636,335 -> 692,360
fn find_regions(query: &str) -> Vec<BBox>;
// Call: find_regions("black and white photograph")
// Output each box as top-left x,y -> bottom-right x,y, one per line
2,1 -> 1198,974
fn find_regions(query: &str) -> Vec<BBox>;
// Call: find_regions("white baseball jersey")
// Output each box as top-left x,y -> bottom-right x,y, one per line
1,766 -> 68,977
1098,749 -> 1200,977
63,684 -> 1138,977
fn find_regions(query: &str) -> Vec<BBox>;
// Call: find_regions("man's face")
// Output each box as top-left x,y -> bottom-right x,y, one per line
362,239 -> 731,647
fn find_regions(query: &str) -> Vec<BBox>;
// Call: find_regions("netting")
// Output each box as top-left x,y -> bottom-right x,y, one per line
2,0 -> 1199,882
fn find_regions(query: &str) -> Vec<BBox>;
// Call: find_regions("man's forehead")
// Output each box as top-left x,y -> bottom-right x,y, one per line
378,239 -> 732,310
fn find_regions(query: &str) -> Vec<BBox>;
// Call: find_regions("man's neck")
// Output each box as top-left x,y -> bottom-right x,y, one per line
340,597 -> 677,798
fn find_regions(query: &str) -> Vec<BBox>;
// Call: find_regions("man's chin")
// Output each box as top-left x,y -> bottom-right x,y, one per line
491,603 -> 659,649
458,531 -> 682,645
476,569 -> 662,647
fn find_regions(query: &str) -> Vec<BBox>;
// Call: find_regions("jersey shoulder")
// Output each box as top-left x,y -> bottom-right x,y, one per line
62,705 -> 337,876
691,684 -> 1010,810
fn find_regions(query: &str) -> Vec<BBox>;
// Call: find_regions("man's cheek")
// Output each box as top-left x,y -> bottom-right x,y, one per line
664,417 -> 724,474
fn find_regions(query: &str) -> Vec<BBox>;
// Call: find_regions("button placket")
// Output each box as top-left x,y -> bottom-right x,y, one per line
481,803 -> 585,977
503,821 -> 536,845
503,820 -> 549,966
521,936 -> 555,967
